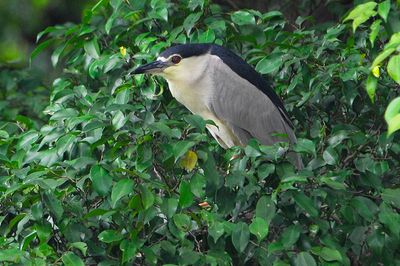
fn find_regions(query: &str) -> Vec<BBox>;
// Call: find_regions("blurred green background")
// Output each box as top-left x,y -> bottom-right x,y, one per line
0,0 -> 93,66
0,0 -> 93,124
0,0 -> 352,67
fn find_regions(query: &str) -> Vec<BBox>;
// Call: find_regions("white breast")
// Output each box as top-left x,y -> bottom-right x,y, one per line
164,54 -> 240,148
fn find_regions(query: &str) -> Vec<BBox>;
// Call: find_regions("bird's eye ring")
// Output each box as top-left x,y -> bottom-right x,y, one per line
171,55 -> 181,64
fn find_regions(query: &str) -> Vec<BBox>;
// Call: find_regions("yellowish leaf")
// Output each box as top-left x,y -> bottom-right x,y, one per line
372,66 -> 380,78
179,150 -> 198,171
120,46 -> 127,57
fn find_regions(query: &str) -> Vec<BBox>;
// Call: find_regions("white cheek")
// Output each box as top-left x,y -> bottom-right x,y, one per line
162,65 -> 182,79
157,57 -> 168,62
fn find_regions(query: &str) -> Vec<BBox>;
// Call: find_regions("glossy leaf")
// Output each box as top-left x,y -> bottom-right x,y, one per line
111,179 -> 134,208
369,19 -> 381,47
231,11 -> 256,25
255,196 -> 276,223
281,225 -> 301,248
344,2 -> 377,32
90,165 -> 113,196
384,97 -> 400,135
84,38 -> 101,59
293,138 -> 316,156
378,0 -> 391,22
366,73 -> 378,102
178,181 -> 194,208
249,217 -> 269,242
98,230 -> 124,243
294,252 -> 317,266
293,192 -> 319,217
387,54 -> 400,84
62,252 -> 84,266
139,185 -> 154,210
256,53 -> 284,74
231,222 -> 250,253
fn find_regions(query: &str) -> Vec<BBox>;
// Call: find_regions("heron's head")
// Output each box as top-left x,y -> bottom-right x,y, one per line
133,44 -> 212,82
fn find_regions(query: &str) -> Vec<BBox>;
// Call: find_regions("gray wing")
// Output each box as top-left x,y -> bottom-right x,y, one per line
208,57 -> 303,168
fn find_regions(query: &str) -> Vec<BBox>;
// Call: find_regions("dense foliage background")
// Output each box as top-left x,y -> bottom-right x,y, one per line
1,0 -> 400,265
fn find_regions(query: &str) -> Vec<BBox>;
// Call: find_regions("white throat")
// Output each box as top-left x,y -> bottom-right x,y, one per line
162,54 -> 214,114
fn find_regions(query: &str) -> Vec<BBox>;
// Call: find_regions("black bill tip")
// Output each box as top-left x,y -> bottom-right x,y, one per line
132,60 -> 167,74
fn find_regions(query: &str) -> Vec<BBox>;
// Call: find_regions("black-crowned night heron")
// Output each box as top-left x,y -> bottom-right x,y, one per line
133,43 -> 302,169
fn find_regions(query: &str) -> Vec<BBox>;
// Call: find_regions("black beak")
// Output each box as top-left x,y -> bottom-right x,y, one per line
132,60 -> 167,74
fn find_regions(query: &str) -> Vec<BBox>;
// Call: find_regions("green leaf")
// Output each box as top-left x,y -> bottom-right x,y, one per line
16,131 -> 39,150
320,176 -> 346,190
111,179 -> 134,208
257,163 -> 275,180
387,55 -> 400,84
384,97 -> 400,135
51,43 -> 66,66
190,173 -> 206,198
69,242 -> 88,256
179,181 -> 194,208
371,33 -> 400,68
62,252 -> 84,266
378,204 -> 400,236
0,130 -> 9,139
112,110 -> 127,130
161,198 -> 178,218
43,192 -> 64,221
0,248 -> 23,262
262,11 -> 283,20
209,222 -> 225,243
369,19 -> 381,47
84,38 -> 101,59
293,192 -> 319,217
319,247 -> 343,262
173,141 -> 196,162
343,2 -> 377,32
30,39 -> 53,63
36,26 -> 57,43
293,138 -> 316,156
90,165 -> 113,196
249,217 -> 269,242
255,196 -> 276,223
120,239 -> 140,263
139,185 -> 154,210
231,10 -> 256,25
184,114 -> 206,130
244,140 -> 262,157
371,48 -> 396,69
92,0 -> 108,12
351,196 -> 378,221
322,146 -> 338,165
382,188 -> 400,206
366,73 -> 378,103
188,0 -> 205,10
294,252 -> 317,266
281,225 -> 301,248
256,53 -> 284,74
105,13 -> 117,34
56,133 -> 76,156
378,0 -> 391,22
183,12 -> 202,34
173,213 -> 191,232
98,230 -> 124,243
231,222 -> 250,253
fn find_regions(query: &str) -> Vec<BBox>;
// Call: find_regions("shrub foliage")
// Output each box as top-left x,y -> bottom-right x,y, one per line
1,0 -> 400,265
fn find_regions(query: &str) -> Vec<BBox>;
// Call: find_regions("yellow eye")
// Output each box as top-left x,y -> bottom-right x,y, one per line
171,55 -> 181,64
